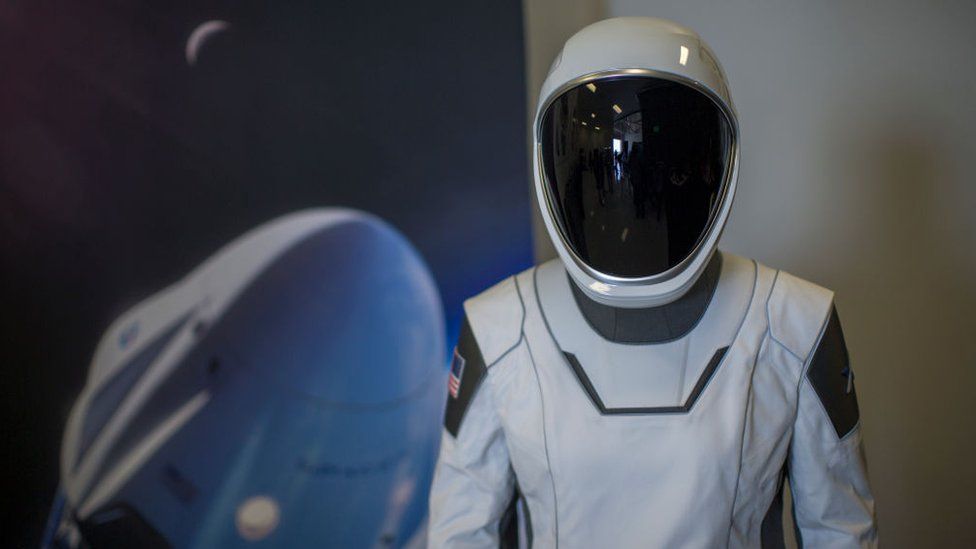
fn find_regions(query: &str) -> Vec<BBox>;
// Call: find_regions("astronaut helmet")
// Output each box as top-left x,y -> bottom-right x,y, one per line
534,17 -> 740,308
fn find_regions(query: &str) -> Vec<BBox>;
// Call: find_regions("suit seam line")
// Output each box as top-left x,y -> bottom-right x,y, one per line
838,420 -> 862,442
765,269 -> 806,363
484,275 -> 529,370
757,269 -> 803,541
783,307 -> 811,539
725,259 -> 764,548
755,334 -> 788,547
800,304 -> 835,379
518,270 -> 560,548
487,337 -> 524,370
786,296 -> 839,539
768,335 -> 802,363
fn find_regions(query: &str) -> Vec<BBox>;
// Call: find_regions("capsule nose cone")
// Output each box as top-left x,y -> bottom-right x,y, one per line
214,213 -> 444,405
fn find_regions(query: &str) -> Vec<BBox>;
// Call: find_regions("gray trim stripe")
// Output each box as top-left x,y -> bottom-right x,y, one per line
535,259 -> 759,417
483,276 -> 529,370
563,347 -> 728,415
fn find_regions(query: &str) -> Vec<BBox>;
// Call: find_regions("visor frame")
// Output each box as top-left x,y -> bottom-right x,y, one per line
534,68 -> 740,287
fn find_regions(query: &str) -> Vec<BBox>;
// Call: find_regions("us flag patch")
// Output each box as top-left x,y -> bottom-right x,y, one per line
444,316 -> 487,437
448,348 -> 466,399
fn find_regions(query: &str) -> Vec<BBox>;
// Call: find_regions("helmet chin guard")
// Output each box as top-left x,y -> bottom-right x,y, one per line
533,17 -> 740,309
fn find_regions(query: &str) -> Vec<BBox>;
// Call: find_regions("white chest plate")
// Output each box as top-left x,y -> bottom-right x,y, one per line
486,253 -> 796,548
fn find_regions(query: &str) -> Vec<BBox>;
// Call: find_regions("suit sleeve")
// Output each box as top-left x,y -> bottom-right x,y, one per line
428,316 -> 515,548
788,306 -> 878,547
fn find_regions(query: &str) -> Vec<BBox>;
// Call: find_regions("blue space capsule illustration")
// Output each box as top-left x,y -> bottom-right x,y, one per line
47,209 -> 446,548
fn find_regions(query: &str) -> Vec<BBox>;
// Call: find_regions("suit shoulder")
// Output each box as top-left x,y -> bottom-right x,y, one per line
461,268 -> 531,366
765,266 -> 835,361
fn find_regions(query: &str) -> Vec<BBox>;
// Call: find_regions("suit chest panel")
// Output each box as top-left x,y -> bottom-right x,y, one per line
495,259 -> 795,543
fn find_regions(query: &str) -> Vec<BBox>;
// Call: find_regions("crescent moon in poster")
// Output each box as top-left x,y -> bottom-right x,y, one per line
186,20 -> 231,66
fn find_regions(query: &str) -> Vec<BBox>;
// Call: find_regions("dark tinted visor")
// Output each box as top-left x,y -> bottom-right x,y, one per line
540,76 -> 733,278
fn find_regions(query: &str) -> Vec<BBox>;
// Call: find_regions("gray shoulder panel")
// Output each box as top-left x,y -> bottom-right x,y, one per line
806,306 -> 860,438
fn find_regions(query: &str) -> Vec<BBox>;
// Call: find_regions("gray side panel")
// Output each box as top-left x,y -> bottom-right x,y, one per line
806,306 -> 859,438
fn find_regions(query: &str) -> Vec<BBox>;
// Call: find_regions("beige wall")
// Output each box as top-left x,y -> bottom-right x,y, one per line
525,1 -> 976,546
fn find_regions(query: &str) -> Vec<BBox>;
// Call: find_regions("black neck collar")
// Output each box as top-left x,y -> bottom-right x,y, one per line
568,252 -> 723,344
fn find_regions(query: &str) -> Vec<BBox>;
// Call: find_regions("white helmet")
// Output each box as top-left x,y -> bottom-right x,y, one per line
533,17 -> 739,308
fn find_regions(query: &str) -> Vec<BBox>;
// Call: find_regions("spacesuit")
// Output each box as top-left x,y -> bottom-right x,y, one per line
428,17 -> 877,549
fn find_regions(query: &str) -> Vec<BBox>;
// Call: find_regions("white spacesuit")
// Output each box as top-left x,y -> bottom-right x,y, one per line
428,17 -> 877,548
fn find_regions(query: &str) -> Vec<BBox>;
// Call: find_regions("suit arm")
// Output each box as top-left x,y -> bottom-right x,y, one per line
428,316 -> 515,548
788,306 -> 878,547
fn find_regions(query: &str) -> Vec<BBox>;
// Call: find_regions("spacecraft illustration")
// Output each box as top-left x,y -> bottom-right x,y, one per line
44,209 -> 446,548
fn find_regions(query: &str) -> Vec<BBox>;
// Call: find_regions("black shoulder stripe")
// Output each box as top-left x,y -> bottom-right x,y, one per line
444,315 -> 488,437
807,306 -> 860,438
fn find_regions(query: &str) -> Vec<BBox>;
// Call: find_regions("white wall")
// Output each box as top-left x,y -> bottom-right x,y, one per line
526,2 -> 976,546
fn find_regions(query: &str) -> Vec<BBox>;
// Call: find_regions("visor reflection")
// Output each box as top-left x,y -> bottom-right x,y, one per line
541,76 -> 732,278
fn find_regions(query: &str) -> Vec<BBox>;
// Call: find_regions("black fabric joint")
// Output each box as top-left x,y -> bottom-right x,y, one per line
568,252 -> 722,344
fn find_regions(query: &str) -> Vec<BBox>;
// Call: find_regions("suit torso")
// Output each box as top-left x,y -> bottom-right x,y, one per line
429,250 -> 876,548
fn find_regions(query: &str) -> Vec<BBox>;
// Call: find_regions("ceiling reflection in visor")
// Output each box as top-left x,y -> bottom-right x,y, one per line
540,76 -> 733,279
